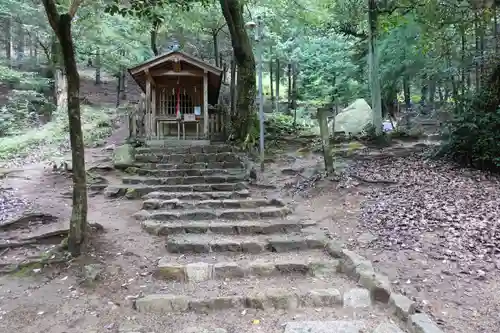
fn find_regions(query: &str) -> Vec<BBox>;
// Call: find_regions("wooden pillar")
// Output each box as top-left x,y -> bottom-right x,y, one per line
152,87 -> 157,138
203,70 -> 209,138
317,107 -> 334,174
145,79 -> 151,139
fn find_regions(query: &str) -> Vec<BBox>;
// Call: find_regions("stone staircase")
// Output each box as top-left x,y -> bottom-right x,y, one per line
105,143 -> 442,333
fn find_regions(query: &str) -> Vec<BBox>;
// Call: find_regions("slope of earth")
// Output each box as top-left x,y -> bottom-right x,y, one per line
276,143 -> 500,333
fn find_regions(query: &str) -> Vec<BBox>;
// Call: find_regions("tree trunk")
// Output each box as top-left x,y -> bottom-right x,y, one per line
4,15 -> 11,67
95,47 -> 101,85
275,58 -> 280,113
42,0 -> 87,257
230,56 -> 237,117
116,73 -> 121,107
219,0 -> 256,141
287,63 -> 292,115
291,63 -> 298,125
269,56 -> 274,110
15,21 -> 24,63
121,69 -> 127,100
403,75 -> 411,110
150,20 -> 160,56
367,0 -> 382,135
213,31 -> 219,67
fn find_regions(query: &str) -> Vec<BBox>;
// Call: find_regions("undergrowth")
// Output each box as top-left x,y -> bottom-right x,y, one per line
0,106 -> 115,161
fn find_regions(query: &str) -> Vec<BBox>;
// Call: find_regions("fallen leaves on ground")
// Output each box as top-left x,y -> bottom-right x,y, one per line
351,153 -> 500,271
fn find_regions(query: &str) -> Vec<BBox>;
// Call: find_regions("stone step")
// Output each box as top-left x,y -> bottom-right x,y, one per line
104,184 -> 248,199
133,168 -> 243,177
134,152 -> 241,164
134,162 -> 244,170
135,145 -> 234,155
142,198 -> 285,210
122,175 -> 246,186
154,250 -> 338,282
141,219 -> 315,236
134,280 -> 372,314
133,206 -> 291,221
285,321 -> 406,333
164,233 -> 327,254
143,190 -> 251,201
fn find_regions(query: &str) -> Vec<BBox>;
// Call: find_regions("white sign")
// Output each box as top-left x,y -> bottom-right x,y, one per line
184,114 -> 196,122
194,106 -> 201,116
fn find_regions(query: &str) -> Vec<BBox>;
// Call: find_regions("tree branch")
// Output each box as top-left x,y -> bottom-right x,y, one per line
41,0 -> 60,33
69,0 -> 84,18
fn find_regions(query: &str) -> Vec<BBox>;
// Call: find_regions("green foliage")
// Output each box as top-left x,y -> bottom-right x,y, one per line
439,102 -> 500,171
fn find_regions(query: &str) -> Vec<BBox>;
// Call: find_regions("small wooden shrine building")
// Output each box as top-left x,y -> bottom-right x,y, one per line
128,51 -> 223,140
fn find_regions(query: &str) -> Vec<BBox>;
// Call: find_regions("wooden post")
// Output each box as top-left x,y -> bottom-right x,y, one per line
151,87 -> 156,138
203,70 -> 209,138
317,107 -> 334,174
145,79 -> 151,139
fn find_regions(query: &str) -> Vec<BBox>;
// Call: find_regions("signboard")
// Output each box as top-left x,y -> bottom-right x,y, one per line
184,114 -> 196,122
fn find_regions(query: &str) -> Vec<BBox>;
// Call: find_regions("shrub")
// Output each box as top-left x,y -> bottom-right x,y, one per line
438,104 -> 500,171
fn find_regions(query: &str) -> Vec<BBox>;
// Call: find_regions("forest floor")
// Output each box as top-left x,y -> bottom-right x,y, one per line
0,71 -> 499,332
0,135 -> 499,333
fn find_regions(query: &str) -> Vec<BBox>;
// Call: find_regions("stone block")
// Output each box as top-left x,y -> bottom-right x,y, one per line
358,269 -> 392,303
140,220 -> 163,235
301,289 -> 342,307
343,288 -> 371,308
213,262 -> 246,279
185,262 -> 212,282
134,294 -> 189,313
248,262 -> 277,276
275,261 -> 309,274
374,322 -> 405,333
166,239 -> 210,253
156,261 -> 186,281
389,293 -> 416,321
339,249 -> 374,279
267,236 -> 308,252
305,235 -> 327,249
265,290 -> 299,310
284,321 -> 367,333
211,240 -> 242,252
219,209 -> 260,220
408,313 -> 444,333
309,260 -> 340,277
241,240 -> 266,253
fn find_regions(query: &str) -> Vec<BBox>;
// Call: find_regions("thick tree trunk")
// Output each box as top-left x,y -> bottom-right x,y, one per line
230,56 -> 237,117
150,20 -> 160,56
58,14 -> 87,257
367,0 -> 382,135
219,0 -> 256,141
42,0 -> 87,257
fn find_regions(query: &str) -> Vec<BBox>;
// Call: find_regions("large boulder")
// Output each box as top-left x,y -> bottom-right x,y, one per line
113,144 -> 135,170
331,99 -> 373,135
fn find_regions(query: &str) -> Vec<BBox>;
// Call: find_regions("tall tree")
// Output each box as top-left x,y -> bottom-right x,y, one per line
219,0 -> 256,140
42,0 -> 87,257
